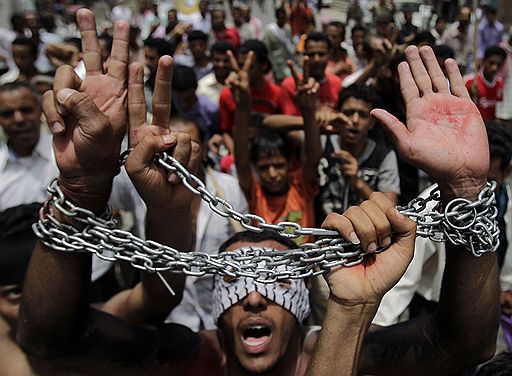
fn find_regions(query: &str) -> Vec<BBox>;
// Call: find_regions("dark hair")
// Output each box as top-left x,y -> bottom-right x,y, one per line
188,29 -> 208,43
143,37 -> 174,57
0,203 -> 41,285
435,16 -> 447,24
351,24 -> 366,35
170,114 -> 206,143
211,40 -> 234,55
65,37 -> 82,52
413,31 -> 436,46
275,5 -> 286,19
476,352 -> 512,376
484,45 -> 507,62
12,37 -> 38,57
486,121 -> 512,170
338,83 -> 381,110
327,21 -> 345,30
250,129 -> 291,165
219,229 -> 298,253
172,65 -> 198,91
0,81 -> 41,100
433,44 -> 455,60
98,32 -> 113,52
240,39 -> 270,69
305,31 -> 332,51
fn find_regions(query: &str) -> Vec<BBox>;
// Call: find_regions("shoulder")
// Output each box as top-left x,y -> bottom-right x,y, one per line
281,76 -> 295,90
219,87 -> 233,102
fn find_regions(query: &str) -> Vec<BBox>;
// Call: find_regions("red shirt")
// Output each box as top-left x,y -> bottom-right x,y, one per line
214,27 -> 240,49
465,72 -> 504,121
290,4 -> 314,36
219,80 -> 285,134
281,74 -> 342,116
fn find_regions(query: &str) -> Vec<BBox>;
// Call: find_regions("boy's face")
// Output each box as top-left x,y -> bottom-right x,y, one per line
482,54 -> 505,80
255,152 -> 289,195
339,97 -> 374,147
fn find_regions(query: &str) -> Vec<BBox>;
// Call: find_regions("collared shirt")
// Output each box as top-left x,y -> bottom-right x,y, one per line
0,130 -> 58,211
477,19 -> 504,60
197,72 -> 224,104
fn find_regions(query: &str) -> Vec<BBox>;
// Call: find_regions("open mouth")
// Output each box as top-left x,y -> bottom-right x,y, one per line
241,325 -> 272,354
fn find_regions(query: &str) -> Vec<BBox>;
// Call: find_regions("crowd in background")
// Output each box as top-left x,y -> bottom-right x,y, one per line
1,0 -> 512,374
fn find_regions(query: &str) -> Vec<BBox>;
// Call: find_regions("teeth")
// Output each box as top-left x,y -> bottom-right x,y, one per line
250,325 -> 265,330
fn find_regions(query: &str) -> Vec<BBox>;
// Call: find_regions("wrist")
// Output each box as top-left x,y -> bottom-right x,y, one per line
328,293 -> 380,316
58,175 -> 112,215
147,206 -> 192,221
438,177 -> 487,204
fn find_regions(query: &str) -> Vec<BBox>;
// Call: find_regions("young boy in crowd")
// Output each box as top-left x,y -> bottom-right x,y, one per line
232,55 -> 321,243
466,45 -> 507,121
316,83 -> 400,225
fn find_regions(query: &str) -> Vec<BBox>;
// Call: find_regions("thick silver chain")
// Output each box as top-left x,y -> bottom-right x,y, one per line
33,152 -> 499,283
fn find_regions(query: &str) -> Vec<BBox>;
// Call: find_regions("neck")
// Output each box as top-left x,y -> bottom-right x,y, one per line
225,328 -> 303,376
482,70 -> 494,82
20,66 -> 38,78
196,55 -> 209,67
341,138 -> 366,158
251,77 -> 265,89
10,141 -> 35,157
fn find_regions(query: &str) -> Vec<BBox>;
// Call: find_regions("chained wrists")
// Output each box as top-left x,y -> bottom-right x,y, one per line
33,151 -> 499,281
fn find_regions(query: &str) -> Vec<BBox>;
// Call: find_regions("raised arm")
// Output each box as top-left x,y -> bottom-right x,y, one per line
288,58 -> 322,183
231,51 -> 254,197
359,45 -> 498,374
99,56 -> 199,325
18,9 -> 130,354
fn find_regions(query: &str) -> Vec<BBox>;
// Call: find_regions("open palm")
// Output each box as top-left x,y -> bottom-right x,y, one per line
372,46 -> 489,196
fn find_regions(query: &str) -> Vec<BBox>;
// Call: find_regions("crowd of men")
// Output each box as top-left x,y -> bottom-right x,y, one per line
1,0 -> 512,374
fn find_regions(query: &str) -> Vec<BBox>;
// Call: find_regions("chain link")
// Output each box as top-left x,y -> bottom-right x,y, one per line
32,152 -> 500,282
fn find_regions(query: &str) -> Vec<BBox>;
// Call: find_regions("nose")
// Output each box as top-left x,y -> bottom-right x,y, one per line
13,110 -> 24,123
313,53 -> 321,63
268,166 -> 278,178
243,291 -> 268,313
350,111 -> 360,125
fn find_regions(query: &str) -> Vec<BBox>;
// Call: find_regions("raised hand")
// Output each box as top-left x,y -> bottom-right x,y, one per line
333,150 -> 359,186
226,50 -> 253,105
289,57 -> 319,112
124,57 -> 201,212
41,9 -> 130,212
322,193 -> 416,304
372,46 -> 489,200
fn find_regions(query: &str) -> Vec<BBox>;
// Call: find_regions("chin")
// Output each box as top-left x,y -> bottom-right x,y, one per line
238,356 -> 279,376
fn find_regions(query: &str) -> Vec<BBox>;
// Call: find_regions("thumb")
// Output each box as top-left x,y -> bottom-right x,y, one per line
57,88 -> 104,121
125,134 -> 176,178
371,109 -> 409,155
386,206 -> 416,258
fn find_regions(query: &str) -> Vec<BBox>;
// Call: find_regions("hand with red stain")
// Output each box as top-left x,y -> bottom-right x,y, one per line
321,192 -> 416,305
371,45 -> 488,201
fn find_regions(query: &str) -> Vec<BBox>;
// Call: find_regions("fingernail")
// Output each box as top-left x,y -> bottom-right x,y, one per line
382,236 -> 391,248
162,134 -> 176,145
56,88 -> 75,103
349,232 -> 360,245
367,242 -> 377,253
51,122 -> 65,133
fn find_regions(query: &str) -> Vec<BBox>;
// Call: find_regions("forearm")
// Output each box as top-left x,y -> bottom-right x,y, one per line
302,110 -> 322,181
349,177 -> 374,200
262,114 -> 304,131
307,296 -> 378,376
359,183 -> 499,374
18,242 -> 92,355
234,102 -> 253,192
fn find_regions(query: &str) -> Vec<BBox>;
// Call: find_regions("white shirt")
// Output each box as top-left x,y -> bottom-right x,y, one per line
0,130 -> 58,211
196,72 -> 224,104
167,168 -> 248,330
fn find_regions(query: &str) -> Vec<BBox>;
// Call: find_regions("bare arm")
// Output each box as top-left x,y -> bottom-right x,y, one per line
230,51 -> 254,197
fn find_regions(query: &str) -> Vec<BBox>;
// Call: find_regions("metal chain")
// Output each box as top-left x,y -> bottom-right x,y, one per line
32,152 -> 499,282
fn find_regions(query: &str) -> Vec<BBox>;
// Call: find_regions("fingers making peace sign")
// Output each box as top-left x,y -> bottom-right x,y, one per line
226,50 -> 254,105
288,57 -> 319,113
124,56 -> 202,212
